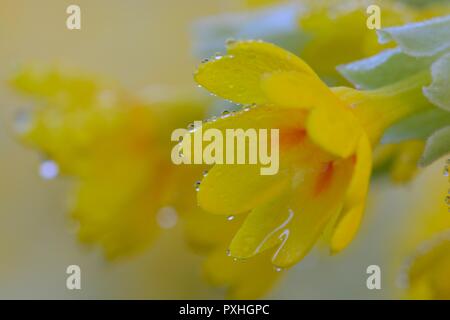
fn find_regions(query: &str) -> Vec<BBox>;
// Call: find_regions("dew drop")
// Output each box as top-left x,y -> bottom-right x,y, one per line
226,249 -> 231,256
444,166 -> 449,177
195,181 -> 201,192
202,170 -> 209,177
221,110 -> 230,117
273,266 -> 283,272
39,160 -> 59,180
201,58 -> 209,63
156,206 -> 178,229
227,215 -> 235,221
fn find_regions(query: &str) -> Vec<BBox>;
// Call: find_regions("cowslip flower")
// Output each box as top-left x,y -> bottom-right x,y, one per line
395,168 -> 450,299
190,40 -> 433,269
12,66 -> 207,259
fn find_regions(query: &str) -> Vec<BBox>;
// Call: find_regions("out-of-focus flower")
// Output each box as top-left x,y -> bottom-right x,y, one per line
373,141 -> 425,183
12,66 -> 207,259
395,163 -> 450,299
189,40 -> 433,270
193,0 -> 450,85
186,210 -> 282,299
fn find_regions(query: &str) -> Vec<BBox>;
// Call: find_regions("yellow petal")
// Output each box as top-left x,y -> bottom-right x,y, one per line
330,134 -> 372,253
229,193 -> 292,259
198,163 -> 289,215
271,158 -> 354,267
194,40 -> 318,105
306,103 -> 362,158
185,209 -> 243,252
261,71 -> 335,109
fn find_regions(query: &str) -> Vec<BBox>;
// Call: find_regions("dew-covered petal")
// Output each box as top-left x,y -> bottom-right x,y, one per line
271,158 -> 354,268
228,193 -> 292,259
198,163 -> 289,215
194,40 -> 318,105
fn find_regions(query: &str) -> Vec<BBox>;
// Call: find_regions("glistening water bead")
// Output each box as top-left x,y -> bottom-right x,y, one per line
39,160 -> 59,180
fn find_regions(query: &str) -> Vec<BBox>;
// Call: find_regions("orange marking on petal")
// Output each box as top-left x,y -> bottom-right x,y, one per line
280,127 -> 307,149
314,162 -> 334,196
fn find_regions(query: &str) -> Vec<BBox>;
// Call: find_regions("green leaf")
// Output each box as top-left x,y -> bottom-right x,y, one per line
377,15 -> 450,57
420,126 -> 450,166
382,108 -> 450,143
423,52 -> 450,111
337,48 -> 435,90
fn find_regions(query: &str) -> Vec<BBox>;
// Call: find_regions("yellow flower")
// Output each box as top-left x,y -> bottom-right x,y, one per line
191,40 -> 432,269
394,164 -> 450,299
373,141 -> 425,183
12,66 -> 207,259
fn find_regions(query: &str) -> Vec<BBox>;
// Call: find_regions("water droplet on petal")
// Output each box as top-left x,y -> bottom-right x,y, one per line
227,215 -> 235,221
156,206 -> 178,229
39,160 -> 59,180
195,181 -> 201,192
226,249 -> 231,256
202,170 -> 209,177
273,266 -> 283,272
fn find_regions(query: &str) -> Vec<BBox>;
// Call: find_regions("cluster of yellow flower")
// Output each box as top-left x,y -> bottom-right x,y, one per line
11,0 -> 450,299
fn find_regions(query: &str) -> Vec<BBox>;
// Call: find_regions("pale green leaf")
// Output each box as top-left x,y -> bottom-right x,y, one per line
420,126 -> 450,166
337,48 -> 435,90
382,108 -> 450,143
378,15 -> 450,57
423,52 -> 450,111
